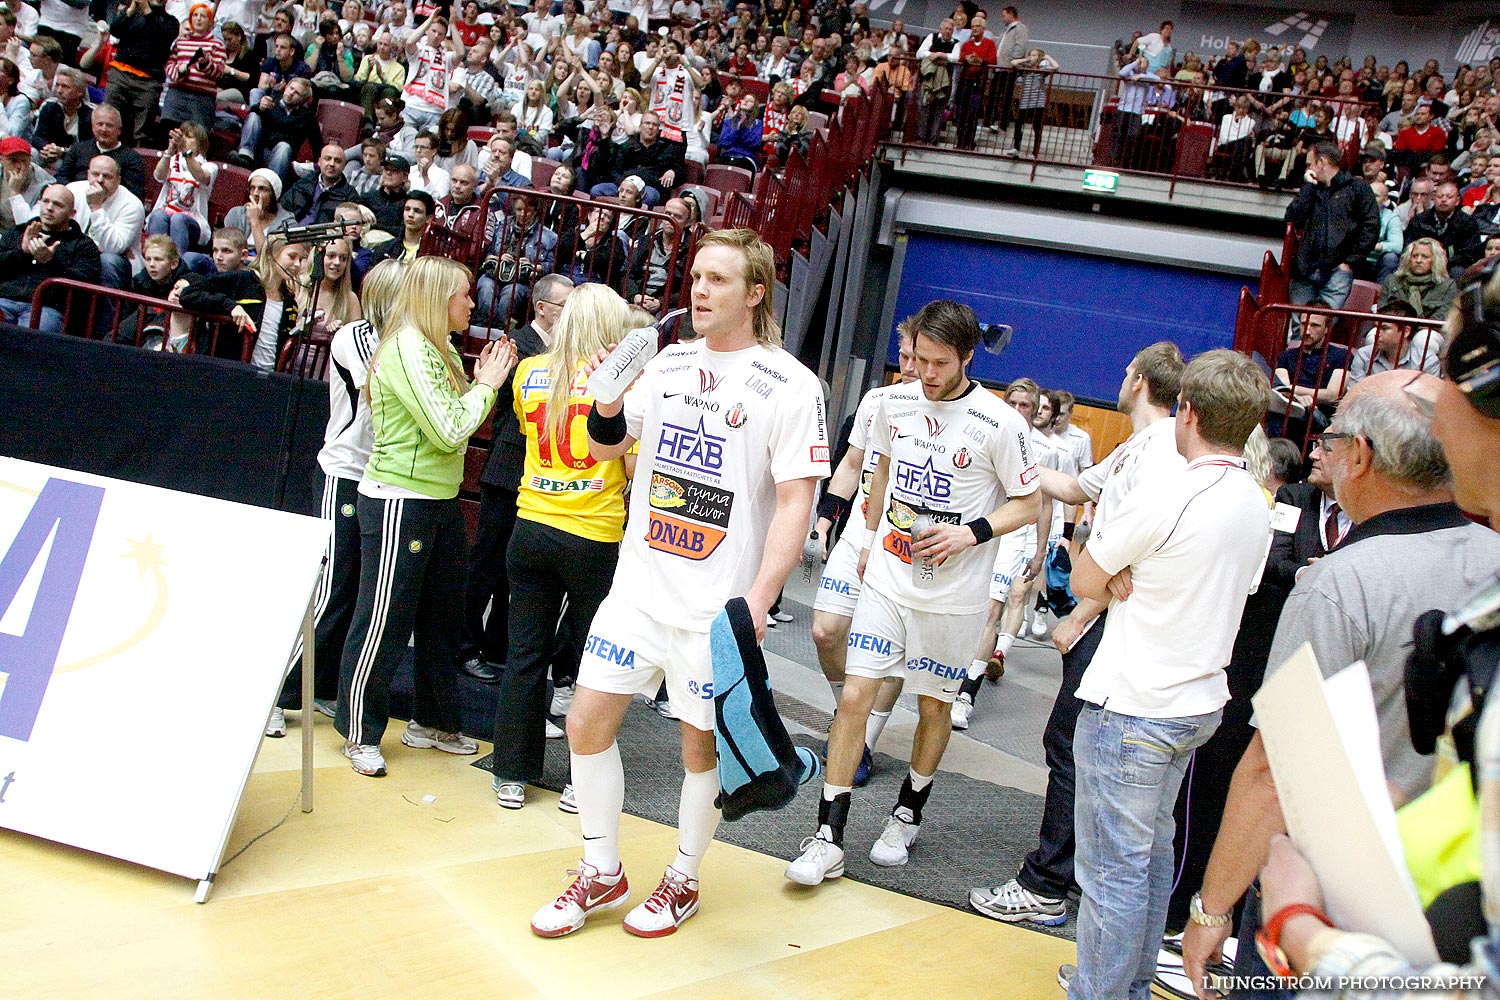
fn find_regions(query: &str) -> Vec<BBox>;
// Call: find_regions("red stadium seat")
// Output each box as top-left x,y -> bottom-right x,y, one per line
136,147 -> 163,209
317,100 -> 365,151
530,157 -> 557,190
682,159 -> 705,186
210,163 -> 251,228
468,126 -> 495,144
807,110 -> 829,132
703,163 -> 752,196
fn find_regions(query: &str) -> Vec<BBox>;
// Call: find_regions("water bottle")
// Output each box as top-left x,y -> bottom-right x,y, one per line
911,513 -> 936,588
801,530 -> 822,581
585,307 -> 690,402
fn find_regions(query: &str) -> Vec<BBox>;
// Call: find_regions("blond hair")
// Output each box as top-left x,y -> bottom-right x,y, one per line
1179,349 -> 1271,450
359,259 -> 406,334
694,228 -> 781,347
383,256 -> 472,391
544,283 -> 631,444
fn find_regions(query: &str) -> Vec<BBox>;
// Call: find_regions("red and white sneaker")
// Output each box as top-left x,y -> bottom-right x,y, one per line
622,865 -> 700,938
986,649 -> 1006,682
530,862 -> 630,938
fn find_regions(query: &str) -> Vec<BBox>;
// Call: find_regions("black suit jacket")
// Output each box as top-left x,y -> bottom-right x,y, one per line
1267,481 -> 1327,590
479,321 -> 549,490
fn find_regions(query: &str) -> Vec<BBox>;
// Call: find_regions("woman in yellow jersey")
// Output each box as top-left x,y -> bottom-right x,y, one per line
492,283 -> 635,811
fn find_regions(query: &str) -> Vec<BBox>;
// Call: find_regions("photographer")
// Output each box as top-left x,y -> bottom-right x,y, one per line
105,0 -> 179,147
474,190 -> 555,333
162,4 -> 226,131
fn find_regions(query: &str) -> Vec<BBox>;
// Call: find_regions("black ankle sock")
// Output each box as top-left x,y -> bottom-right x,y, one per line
818,791 -> 852,847
959,675 -> 983,700
895,775 -> 933,824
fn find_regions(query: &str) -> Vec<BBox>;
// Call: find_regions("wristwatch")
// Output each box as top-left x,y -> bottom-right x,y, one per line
1255,903 -> 1332,978
1188,892 -> 1231,928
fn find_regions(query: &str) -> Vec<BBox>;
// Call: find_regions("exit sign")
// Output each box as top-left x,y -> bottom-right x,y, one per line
1082,169 -> 1119,194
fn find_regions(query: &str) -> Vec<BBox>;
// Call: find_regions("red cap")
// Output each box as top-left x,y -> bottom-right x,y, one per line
0,136 -> 31,157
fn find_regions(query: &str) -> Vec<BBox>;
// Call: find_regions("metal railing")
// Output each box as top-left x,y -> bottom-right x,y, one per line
887,60 -> 1376,198
29,279 -> 251,360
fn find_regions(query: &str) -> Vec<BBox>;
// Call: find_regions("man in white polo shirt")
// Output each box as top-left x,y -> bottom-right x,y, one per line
1058,348 -> 1271,1000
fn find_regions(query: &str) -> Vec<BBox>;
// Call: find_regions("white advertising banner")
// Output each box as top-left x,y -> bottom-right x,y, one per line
0,457 -> 329,885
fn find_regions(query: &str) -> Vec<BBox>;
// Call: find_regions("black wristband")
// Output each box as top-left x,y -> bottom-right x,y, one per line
816,492 -> 850,523
965,518 -> 994,545
586,403 -> 627,445
1062,521 -> 1076,541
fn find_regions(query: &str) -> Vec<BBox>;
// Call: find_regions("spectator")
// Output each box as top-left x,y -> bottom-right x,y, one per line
1265,436 -> 1347,593
218,22 -> 260,105
1379,237 -> 1459,318
401,12 -> 457,131
478,138 -> 527,210
305,16 -> 356,99
284,144 -> 358,225
1285,140 -> 1379,313
1394,103 -> 1449,171
716,93 -> 763,172
490,113 -> 536,179
453,42 -> 500,126
247,234 -> 307,369
332,201 -> 376,283
588,111 -> 682,206
1396,174 -> 1435,228
344,138 -> 387,197
371,188 -> 434,264
1364,179 -> 1404,282
147,122 -> 217,253
1006,47 -> 1058,158
762,34 -> 794,83
1,137 -> 54,220
302,236 -> 362,333
952,10 -> 995,151
408,130 -> 450,200
1212,95 -> 1258,182
0,57 -> 28,141
177,228 -> 266,335
476,190 -> 555,329
515,78 -> 555,143
434,162 -> 485,245
104,0 -> 178,147
223,168 -> 294,265
1132,19 -> 1175,74
52,104 -> 145,201
1254,106 -> 1299,191
354,30 -> 405,123
760,80 -> 792,152
555,204 -> 629,287
1406,179 -> 1484,274
1379,91 -> 1418,136
626,194 -> 691,315
117,234 -> 188,347
641,38 -> 707,164
777,103 -> 812,164
833,54 -> 871,98
234,76 -> 322,183
19,35 -> 60,110
31,67 -> 91,173
68,155 -> 144,293
1349,299 -> 1444,383
1112,57 -> 1169,168
552,105 -> 615,192
1462,156 -> 1500,207
1182,370 -> 1500,993
1271,306 -> 1348,432
0,184 -> 101,332
161,5 -> 226,130
240,31 -> 312,128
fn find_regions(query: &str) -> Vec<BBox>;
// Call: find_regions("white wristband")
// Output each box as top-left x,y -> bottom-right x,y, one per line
859,526 -> 876,550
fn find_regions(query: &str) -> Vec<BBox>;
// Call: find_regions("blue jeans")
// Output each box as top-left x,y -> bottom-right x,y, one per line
0,297 -> 63,332
182,251 -> 216,275
1289,265 -> 1353,311
1071,703 -> 1222,1000
237,109 -> 295,180
475,274 -> 532,329
147,210 -> 205,251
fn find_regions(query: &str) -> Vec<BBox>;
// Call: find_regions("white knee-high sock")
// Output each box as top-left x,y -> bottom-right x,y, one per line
995,632 -> 1017,658
572,743 -> 624,873
672,767 -> 721,878
865,709 -> 891,752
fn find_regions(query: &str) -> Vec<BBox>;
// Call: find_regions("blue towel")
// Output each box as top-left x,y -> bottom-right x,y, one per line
711,597 -> 820,821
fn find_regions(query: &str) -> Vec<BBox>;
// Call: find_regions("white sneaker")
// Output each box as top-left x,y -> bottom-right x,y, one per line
771,610 -> 794,623
558,783 -> 578,814
342,740 -> 387,777
784,835 -> 845,885
313,698 -> 337,718
1031,615 -> 1048,638
950,693 -> 973,730
401,722 -> 478,754
969,877 -> 1067,925
653,698 -> 677,720
530,862 -> 630,938
869,812 -> 920,867
265,707 -> 286,738
623,866 -> 700,937
545,720 -> 565,739
550,683 -> 576,717
496,782 -> 525,809
1003,146 -> 1021,157
766,613 -> 778,628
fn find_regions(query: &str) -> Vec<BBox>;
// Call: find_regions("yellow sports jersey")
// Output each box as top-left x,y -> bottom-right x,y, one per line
512,355 -> 631,543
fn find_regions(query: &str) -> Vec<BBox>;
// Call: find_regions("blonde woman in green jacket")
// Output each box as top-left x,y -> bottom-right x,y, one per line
337,256 -> 517,777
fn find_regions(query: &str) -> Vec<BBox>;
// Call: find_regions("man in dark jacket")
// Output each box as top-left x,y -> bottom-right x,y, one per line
282,144 -> 358,225
51,104 -> 147,201
0,184 -> 101,332
105,0 -> 179,147
31,68 -> 92,172
231,77 -> 322,185
1405,179 -> 1485,275
1266,450 -> 1347,591
460,272 -> 576,680
587,112 -> 685,206
1285,140 -> 1380,312
1210,40 -> 1247,121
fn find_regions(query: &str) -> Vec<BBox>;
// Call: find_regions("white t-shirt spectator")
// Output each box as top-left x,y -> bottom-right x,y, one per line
671,0 -> 701,21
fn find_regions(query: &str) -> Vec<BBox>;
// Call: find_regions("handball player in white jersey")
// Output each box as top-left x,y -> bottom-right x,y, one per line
530,230 -> 829,939
808,320 -> 918,784
785,299 -> 1040,885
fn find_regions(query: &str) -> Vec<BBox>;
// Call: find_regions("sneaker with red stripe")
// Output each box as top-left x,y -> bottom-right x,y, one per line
530,862 -> 630,938
623,866 -> 700,938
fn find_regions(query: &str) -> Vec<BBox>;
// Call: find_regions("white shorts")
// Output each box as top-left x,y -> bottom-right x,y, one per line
844,584 -> 986,703
989,527 -> 1031,603
812,533 -> 862,618
577,592 -> 715,731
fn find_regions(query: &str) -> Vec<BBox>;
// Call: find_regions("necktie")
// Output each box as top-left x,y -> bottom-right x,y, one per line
1324,502 -> 1342,552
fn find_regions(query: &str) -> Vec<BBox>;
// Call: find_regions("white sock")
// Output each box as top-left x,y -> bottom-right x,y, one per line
968,658 -> 988,682
865,709 -> 891,752
995,632 -> 1016,658
828,678 -> 844,706
571,743 -> 624,874
819,782 -> 853,842
908,767 -> 933,792
672,767 -> 721,879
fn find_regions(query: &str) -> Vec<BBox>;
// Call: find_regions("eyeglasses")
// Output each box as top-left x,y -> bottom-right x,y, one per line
1310,431 -> 1366,455
537,299 -> 567,308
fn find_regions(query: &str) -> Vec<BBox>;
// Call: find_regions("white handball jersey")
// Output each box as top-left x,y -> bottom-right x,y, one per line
616,339 -> 830,632
1064,423 -> 1095,472
318,319 -> 382,482
847,381 -> 905,521
1029,427 -> 1069,531
1075,417 -> 1185,535
866,382 -> 1038,615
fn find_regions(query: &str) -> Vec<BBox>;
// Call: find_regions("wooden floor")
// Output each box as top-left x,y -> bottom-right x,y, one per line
2,713 -> 1075,999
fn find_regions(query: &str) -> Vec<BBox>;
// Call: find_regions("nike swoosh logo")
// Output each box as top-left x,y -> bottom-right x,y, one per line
663,392 -> 682,399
